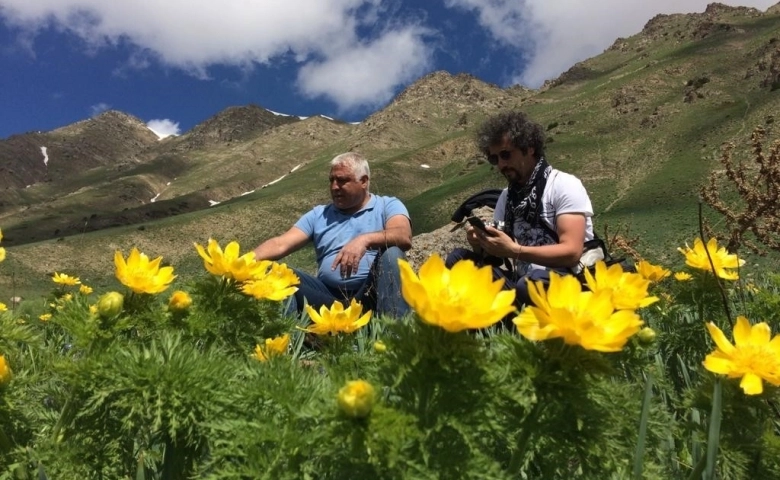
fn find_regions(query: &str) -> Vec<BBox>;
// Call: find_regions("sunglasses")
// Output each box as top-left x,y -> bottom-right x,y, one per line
487,150 -> 512,165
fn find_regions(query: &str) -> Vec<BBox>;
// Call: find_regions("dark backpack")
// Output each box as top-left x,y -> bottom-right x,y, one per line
451,188 -> 503,223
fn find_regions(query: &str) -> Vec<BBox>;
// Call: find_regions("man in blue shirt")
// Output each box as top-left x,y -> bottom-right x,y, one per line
252,152 -> 412,318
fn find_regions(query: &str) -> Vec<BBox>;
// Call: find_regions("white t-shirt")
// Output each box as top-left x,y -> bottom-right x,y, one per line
493,169 -> 594,273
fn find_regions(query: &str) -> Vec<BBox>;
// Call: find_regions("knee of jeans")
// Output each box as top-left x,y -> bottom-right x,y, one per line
514,276 -> 535,307
379,246 -> 405,268
445,247 -> 470,268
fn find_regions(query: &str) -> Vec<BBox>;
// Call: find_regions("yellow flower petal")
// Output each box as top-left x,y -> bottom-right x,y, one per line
115,247 -> 176,294
740,372 -> 764,395
679,237 -> 743,280
399,254 -> 516,332
514,271 -> 642,352
195,238 -> 269,282
302,299 -> 371,335
52,272 -> 81,286
704,317 -> 780,395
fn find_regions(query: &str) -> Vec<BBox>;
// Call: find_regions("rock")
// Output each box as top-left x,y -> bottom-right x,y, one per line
406,206 -> 494,270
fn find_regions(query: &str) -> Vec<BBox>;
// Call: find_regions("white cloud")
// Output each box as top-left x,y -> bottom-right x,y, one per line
444,0 -> 779,88
297,26 -> 432,111
0,0 -> 432,109
146,119 -> 180,139
89,102 -> 110,116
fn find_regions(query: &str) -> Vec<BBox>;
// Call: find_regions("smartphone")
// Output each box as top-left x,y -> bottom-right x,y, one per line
466,216 -> 494,235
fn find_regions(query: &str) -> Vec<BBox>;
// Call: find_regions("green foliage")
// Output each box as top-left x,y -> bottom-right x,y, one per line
3,247 -> 780,478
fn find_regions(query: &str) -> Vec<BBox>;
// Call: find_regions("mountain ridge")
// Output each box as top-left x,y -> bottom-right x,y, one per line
1,2 -> 780,298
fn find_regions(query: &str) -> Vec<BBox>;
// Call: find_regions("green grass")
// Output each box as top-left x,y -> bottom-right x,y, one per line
4,7 -> 780,302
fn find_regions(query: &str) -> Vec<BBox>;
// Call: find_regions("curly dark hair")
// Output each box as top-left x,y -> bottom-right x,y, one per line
475,111 -> 545,160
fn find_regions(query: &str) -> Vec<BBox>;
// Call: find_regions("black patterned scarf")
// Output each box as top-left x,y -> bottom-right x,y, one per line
504,157 -> 552,234
502,156 -> 558,274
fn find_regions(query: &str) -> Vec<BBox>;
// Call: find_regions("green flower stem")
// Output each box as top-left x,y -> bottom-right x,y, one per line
687,454 -> 707,480
507,400 -> 544,474
703,378 -> 723,480
632,372 -> 654,479
50,396 -> 74,444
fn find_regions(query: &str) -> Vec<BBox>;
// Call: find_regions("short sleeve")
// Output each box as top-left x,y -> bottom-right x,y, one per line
293,207 -> 319,237
382,196 -> 410,224
493,189 -> 508,222
550,174 -> 593,217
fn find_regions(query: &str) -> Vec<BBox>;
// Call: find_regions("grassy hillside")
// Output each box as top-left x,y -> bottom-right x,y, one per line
2,4 -> 780,299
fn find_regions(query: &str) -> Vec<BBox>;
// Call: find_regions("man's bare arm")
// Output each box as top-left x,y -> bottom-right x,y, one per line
361,214 -> 413,251
252,226 -> 310,261
515,213 -> 586,268
478,213 -> 586,269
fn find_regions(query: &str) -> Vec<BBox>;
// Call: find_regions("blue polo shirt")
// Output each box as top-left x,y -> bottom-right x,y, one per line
294,194 -> 410,290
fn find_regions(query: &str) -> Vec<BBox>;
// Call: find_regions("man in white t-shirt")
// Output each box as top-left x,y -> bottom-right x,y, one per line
446,111 -> 595,307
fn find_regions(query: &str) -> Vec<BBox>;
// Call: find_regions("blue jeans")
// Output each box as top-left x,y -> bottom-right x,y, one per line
445,247 -> 554,308
288,246 -> 410,319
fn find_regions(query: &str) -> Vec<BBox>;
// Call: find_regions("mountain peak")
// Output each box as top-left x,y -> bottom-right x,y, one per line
175,104 -> 300,149
51,110 -> 151,137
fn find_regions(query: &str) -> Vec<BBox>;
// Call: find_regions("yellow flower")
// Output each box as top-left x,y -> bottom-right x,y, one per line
636,260 -> 671,283
674,272 -> 693,281
0,302 -> 6,312
583,261 -> 659,310
678,237 -> 745,280
704,316 -> 780,395
89,304 -> 98,316
337,380 -> 376,418
52,272 -> 81,286
0,355 -> 12,386
195,239 -> 270,282
168,290 -> 193,312
0,247 -> 5,263
303,298 -> 371,335
398,254 -> 516,332
253,333 -> 290,362
514,271 -> 644,352
79,285 -> 93,295
39,313 -> 52,322
97,291 -> 124,318
240,262 -> 300,301
115,248 -> 176,294
61,293 -> 73,302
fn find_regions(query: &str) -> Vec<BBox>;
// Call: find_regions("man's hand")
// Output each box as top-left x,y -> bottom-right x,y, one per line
465,224 -> 482,249
476,226 -> 517,258
332,236 -> 370,279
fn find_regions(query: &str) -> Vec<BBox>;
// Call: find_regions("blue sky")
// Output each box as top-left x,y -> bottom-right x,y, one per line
0,0 -> 776,139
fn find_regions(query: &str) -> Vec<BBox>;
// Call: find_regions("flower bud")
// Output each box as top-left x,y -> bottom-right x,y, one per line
337,380 -> 376,418
373,341 -> 387,353
637,327 -> 657,345
168,290 -> 193,312
0,355 -> 12,386
97,291 -> 124,318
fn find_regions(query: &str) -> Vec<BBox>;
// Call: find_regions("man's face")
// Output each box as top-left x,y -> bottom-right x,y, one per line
487,135 -> 537,186
329,164 -> 368,213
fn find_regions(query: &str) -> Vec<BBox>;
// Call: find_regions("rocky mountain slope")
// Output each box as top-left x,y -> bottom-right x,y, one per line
1,2 -> 779,297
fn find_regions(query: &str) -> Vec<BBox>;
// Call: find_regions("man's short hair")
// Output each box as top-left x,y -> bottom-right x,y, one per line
476,111 -> 546,160
331,152 -> 371,180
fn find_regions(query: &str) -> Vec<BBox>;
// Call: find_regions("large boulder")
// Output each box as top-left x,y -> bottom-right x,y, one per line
405,207 -> 494,270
